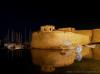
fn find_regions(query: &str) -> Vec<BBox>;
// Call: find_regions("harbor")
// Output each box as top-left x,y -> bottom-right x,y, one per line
0,25 -> 100,74
0,7 -> 100,74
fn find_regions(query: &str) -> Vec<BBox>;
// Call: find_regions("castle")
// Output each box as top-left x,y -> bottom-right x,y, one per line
31,25 -> 100,72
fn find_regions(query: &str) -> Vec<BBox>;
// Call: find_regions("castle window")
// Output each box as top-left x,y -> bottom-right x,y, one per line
50,28 -> 51,31
44,28 -> 47,31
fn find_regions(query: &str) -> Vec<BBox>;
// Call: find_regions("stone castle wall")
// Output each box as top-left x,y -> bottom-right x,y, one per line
31,25 -> 100,65
31,31 -> 90,49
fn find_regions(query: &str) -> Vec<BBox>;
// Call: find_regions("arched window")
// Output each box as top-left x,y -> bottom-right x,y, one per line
44,28 -> 47,31
50,28 -> 52,31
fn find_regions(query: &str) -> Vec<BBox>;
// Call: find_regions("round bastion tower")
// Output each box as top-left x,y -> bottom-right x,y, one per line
31,25 -> 90,72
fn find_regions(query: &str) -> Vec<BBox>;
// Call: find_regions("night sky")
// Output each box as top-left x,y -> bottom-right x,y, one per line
0,5 -> 100,74
0,6 -> 100,39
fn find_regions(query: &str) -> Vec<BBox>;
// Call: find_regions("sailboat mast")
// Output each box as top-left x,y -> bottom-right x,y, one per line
19,32 -> 20,42
16,32 -> 18,42
20,32 -> 22,43
25,25 -> 26,43
7,29 -> 10,43
11,29 -> 14,42
29,27 -> 32,44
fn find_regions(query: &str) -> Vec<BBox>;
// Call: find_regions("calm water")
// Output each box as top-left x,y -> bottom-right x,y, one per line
0,48 -> 100,74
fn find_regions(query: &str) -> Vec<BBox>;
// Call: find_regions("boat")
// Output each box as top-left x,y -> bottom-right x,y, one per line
4,29 -> 24,50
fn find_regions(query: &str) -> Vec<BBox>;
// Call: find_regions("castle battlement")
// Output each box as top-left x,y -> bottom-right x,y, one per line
40,25 -> 55,32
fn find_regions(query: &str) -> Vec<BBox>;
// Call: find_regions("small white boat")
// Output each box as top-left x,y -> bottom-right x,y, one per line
4,43 -> 24,50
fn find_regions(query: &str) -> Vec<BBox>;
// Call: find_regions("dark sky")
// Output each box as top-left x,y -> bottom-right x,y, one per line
0,6 -> 100,39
